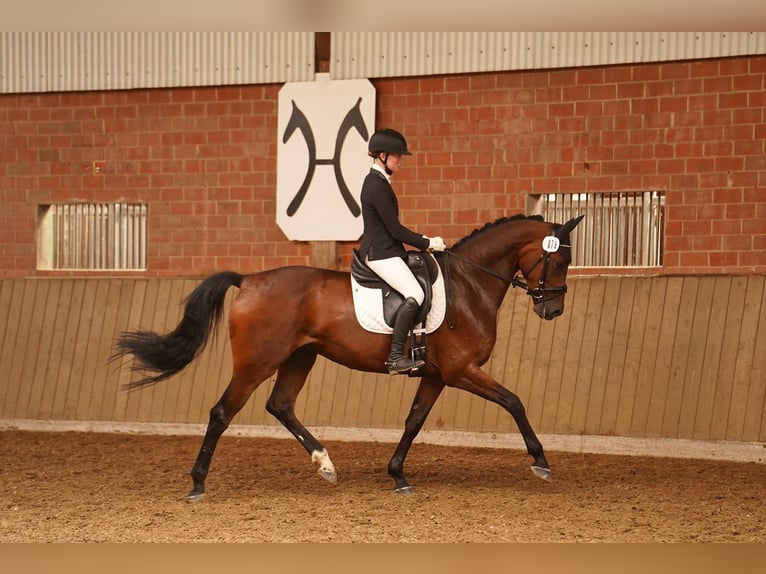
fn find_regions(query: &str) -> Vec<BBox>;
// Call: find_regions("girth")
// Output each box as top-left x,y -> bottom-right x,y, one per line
351,249 -> 438,328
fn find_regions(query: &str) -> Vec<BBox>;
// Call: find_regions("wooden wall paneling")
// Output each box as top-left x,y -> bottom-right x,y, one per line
311,357 -> 339,427
33,280 -> 71,419
371,370 -> 397,428
152,279 -> 188,423
4,280 -> 38,418
63,280 -> 99,419
740,277 -> 766,442
552,276 -> 588,434
537,290 -> 575,434
491,289 -> 532,433
377,375 -> 404,428
643,277 -> 684,437
96,280 -> 135,421
628,279 -> 669,436
660,276 -> 700,438
382,377 -> 413,430
12,281 -> 49,420
676,277 -> 715,439
0,281 -> 13,415
693,276 -> 731,440
512,297 -> 543,411
569,277 -> 607,434
101,279 -> 139,420
49,280 -> 86,420
0,280 -> 27,417
340,367 -> 366,427
526,304 -> 563,432
74,279 -> 110,419
729,276 -> 763,440
352,370 -> 384,428
328,362 -> 354,428
598,278 -> 637,435
24,281 -> 61,420
0,281 -> 13,355
613,278 -> 652,436
113,280 -> 148,421
709,276 -> 749,440
584,277 -> 621,435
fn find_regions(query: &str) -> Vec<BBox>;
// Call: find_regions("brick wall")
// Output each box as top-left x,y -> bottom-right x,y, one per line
1,55 -> 764,278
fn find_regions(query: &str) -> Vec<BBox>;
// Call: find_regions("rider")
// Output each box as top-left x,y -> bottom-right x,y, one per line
358,128 -> 447,374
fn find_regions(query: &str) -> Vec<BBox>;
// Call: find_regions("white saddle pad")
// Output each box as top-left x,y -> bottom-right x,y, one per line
350,255 -> 447,334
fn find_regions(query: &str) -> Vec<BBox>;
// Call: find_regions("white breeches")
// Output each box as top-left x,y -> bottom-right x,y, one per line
365,256 -> 425,305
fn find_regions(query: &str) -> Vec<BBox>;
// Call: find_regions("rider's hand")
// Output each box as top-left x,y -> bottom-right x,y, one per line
427,236 -> 447,252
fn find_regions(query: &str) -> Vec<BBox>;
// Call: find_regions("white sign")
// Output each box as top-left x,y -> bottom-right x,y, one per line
542,236 -> 561,253
276,75 -> 376,240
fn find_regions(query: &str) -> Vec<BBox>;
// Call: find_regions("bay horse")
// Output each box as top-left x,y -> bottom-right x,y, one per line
113,213 -> 584,501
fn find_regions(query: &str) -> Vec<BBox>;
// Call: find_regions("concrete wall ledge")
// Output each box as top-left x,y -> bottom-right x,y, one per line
3,419 -> 763,465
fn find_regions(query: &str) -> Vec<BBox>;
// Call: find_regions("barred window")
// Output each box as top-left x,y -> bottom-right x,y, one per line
529,191 -> 665,267
37,203 -> 147,270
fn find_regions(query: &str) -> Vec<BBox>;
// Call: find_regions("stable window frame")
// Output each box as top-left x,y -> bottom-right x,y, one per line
37,202 -> 148,271
528,191 -> 665,268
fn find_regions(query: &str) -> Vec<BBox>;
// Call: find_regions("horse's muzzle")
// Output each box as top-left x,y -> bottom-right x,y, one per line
534,302 -> 563,320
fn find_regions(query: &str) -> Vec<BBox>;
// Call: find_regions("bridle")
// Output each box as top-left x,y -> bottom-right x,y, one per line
511,244 -> 573,305
441,239 -> 571,308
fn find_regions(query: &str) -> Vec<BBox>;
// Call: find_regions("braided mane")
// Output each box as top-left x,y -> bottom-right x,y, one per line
450,214 -> 545,250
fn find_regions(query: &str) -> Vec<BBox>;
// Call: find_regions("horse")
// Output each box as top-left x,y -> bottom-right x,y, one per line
112,213 -> 584,501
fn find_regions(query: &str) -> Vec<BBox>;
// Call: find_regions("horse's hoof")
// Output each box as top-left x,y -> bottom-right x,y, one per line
394,485 -> 414,496
318,468 -> 338,486
186,491 -> 206,503
530,465 -> 552,482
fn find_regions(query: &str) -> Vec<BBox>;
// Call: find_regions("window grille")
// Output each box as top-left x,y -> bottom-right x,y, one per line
37,203 -> 147,270
529,191 -> 665,267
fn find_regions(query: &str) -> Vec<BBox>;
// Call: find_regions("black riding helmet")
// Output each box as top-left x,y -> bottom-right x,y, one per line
368,128 -> 412,156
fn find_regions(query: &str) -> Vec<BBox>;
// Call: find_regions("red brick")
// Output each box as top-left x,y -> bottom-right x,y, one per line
722,235 -> 752,250
726,204 -> 757,219
712,220 -> 742,235
679,252 -> 709,267
720,92 -> 749,108
709,251 -> 739,267
661,63 -> 690,80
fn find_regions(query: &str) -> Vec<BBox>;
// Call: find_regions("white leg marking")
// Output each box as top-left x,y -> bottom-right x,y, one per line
311,449 -> 338,485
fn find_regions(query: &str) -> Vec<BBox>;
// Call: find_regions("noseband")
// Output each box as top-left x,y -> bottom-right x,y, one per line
510,250 -> 569,305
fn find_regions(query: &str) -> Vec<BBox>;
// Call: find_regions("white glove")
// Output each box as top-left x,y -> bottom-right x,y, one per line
427,236 -> 447,252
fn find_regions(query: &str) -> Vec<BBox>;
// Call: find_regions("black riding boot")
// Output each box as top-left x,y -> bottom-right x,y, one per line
385,297 -> 425,375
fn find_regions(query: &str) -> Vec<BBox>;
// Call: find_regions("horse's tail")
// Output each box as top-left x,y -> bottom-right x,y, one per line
112,271 -> 243,390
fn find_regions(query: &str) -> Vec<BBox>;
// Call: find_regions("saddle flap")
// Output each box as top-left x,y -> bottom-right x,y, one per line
351,249 -> 438,326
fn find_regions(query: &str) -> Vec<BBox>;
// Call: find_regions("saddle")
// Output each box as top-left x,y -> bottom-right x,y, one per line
350,249 -> 438,328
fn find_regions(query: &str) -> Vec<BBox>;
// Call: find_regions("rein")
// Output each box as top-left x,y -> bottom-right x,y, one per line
439,246 -> 570,328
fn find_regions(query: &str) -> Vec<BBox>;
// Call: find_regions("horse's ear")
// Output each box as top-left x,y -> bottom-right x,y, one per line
559,215 -> 585,236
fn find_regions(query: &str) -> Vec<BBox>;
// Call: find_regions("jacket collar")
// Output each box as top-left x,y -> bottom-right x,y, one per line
370,163 -> 391,184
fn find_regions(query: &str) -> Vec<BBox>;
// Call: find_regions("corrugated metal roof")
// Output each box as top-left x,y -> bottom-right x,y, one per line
0,32 -> 315,93
330,32 -> 766,79
3,32 -> 765,93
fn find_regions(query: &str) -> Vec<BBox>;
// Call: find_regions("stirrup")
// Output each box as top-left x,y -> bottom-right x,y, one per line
385,356 -> 425,375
